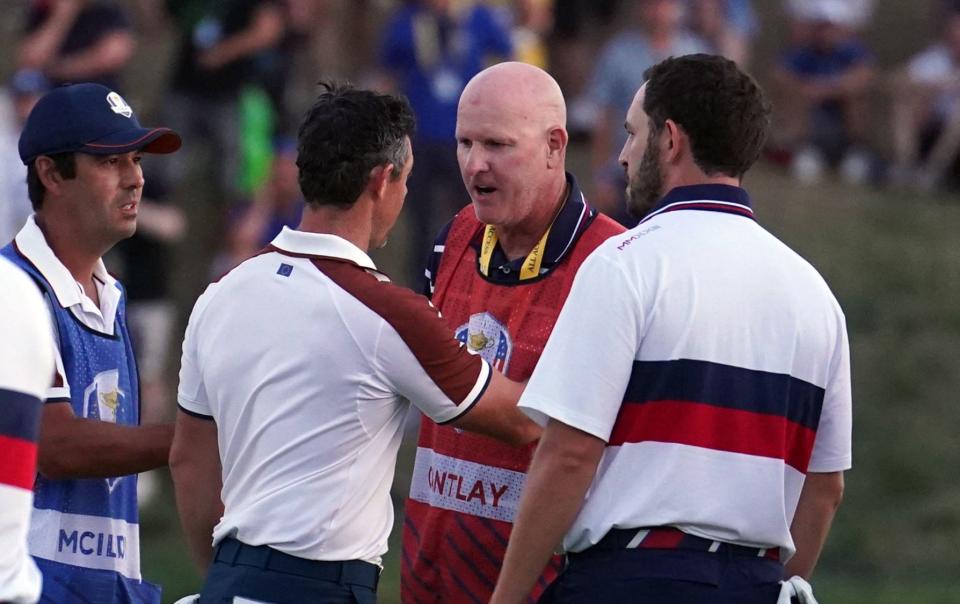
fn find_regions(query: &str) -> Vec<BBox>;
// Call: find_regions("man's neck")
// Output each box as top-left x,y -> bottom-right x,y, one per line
496,178 -> 569,262
297,202 -> 372,252
35,213 -> 104,298
663,171 -> 741,194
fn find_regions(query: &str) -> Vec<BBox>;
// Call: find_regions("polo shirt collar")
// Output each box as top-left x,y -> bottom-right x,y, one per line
270,226 -> 378,270
474,172 -> 595,277
541,172 -> 593,265
14,214 -> 118,312
642,184 -> 754,224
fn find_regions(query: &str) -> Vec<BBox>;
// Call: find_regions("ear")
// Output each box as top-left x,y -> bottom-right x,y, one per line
35,156 -> 65,195
367,163 -> 396,201
545,126 -> 568,169
662,119 -> 684,165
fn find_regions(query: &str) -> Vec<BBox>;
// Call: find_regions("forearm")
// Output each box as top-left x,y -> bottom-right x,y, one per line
171,462 -> 223,571
452,372 -> 540,446
170,412 -> 223,572
46,33 -> 135,81
202,7 -> 284,68
38,419 -> 173,479
491,421 -> 604,604
785,471 -> 844,578
17,6 -> 79,68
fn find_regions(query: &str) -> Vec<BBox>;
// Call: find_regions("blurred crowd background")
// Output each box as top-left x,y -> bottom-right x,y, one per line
1,0 -> 959,602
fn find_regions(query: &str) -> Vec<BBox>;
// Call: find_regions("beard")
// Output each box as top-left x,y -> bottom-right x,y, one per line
625,139 -> 664,220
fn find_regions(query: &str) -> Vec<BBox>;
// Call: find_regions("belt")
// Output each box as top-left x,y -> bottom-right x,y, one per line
213,538 -> 380,590
583,527 -> 780,561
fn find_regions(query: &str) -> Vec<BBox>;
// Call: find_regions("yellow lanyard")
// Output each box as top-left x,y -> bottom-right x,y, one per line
478,224 -> 551,280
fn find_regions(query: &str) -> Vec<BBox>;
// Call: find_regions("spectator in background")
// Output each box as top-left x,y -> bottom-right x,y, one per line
251,0 -> 322,135
223,137 -> 303,268
588,0 -> 707,225
687,0 -> 757,67
17,0 -> 135,91
0,70 -> 49,245
774,0 -> 876,185
888,4 -> 960,190
379,0 -> 513,286
511,0 -> 554,69
161,0 -> 285,199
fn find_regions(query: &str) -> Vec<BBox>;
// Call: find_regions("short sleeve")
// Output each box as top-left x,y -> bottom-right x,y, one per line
15,282 -> 65,403
373,285 -> 491,424
177,291 -> 213,418
807,309 -> 852,472
519,250 -> 642,441
0,262 -> 55,400
423,219 -> 454,298
46,337 -> 70,403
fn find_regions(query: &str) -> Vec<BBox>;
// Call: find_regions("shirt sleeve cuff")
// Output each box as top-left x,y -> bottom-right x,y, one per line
435,360 -> 492,425
44,385 -> 70,403
519,396 -> 613,442
177,396 -> 213,419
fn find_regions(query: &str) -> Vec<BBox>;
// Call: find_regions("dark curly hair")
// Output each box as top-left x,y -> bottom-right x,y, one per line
296,82 -> 416,208
643,54 -> 770,179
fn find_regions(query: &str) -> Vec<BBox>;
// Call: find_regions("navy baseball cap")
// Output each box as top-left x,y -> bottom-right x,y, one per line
18,83 -> 181,165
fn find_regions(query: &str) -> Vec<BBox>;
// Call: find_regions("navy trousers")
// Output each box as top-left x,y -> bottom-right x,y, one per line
539,547 -> 784,604
199,538 -> 378,604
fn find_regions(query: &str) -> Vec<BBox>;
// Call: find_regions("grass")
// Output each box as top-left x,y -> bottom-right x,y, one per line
142,162 -> 960,602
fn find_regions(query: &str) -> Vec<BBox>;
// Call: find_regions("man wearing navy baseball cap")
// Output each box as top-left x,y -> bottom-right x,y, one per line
1,83 -> 181,604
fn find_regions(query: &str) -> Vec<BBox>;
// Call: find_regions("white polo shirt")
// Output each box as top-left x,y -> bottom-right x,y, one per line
520,185 -> 852,560
0,256 -> 55,604
178,227 -> 491,565
12,216 -> 122,402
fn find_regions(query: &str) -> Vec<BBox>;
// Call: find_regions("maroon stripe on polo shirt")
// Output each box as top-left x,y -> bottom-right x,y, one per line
313,258 -> 485,406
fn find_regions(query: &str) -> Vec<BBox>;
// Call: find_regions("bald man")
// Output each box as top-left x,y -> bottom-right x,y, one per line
400,62 -> 625,603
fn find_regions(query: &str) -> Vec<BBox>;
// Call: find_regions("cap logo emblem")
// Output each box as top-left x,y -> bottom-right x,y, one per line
106,91 -> 133,118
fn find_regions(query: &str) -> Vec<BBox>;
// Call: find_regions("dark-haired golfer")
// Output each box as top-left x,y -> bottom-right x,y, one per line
170,83 -> 538,603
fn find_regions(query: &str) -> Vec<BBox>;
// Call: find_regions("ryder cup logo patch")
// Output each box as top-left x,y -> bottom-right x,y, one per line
455,311 -> 512,372
83,369 -> 125,424
106,91 -> 133,118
